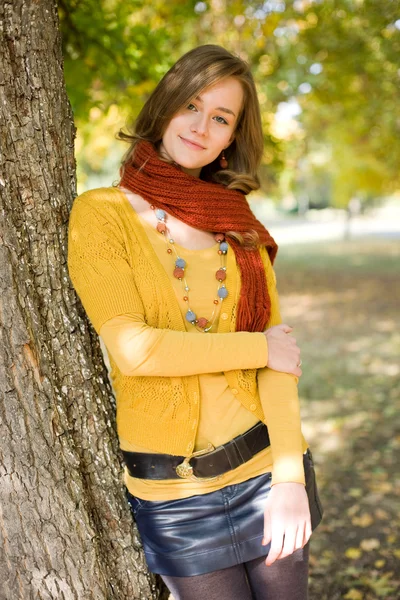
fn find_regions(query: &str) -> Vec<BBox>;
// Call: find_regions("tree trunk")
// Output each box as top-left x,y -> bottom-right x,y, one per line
0,2 -> 168,598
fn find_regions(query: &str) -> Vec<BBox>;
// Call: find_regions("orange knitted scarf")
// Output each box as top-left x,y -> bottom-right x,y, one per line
120,140 -> 278,332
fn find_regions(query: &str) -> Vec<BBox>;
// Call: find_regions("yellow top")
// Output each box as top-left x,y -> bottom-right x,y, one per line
67,187 -> 308,500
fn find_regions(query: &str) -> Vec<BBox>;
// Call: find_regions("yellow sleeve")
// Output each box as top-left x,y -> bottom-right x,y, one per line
99,313 -> 267,377
258,248 -> 305,486
67,196 -> 268,377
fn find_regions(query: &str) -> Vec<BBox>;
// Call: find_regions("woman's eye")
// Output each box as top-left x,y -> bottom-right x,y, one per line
187,104 -> 228,125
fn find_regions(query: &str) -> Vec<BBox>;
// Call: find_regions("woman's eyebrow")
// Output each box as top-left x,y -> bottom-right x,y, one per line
195,95 -> 236,117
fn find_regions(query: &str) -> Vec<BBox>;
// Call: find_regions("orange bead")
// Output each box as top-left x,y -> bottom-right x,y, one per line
173,267 -> 184,279
213,299 -> 219,305
157,222 -> 167,233
218,250 -> 223,255
183,296 -> 188,301
216,269 -> 226,281
167,248 -> 172,254
214,233 -> 225,242
197,317 -> 208,328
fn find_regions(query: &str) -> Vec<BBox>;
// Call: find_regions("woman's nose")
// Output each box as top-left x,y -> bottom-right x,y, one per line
191,115 -> 208,136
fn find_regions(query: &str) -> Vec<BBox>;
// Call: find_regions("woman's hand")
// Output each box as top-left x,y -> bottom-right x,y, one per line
264,324 -> 302,377
262,482 -> 311,566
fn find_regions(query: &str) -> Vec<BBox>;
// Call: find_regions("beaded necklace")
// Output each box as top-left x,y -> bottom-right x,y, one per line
151,204 -> 229,333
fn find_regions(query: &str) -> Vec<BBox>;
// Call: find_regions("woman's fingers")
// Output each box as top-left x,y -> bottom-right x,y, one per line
278,324 -> 293,334
278,527 -> 298,560
265,522 -> 308,566
263,484 -> 312,566
265,521 -> 285,566
303,517 -> 312,547
293,365 -> 303,377
264,324 -> 302,376
295,523 -> 306,550
262,509 -> 272,547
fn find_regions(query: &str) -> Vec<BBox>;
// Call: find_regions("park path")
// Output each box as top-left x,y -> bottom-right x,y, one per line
250,201 -> 400,246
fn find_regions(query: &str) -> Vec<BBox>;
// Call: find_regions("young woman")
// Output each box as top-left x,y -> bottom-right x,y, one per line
68,44 -> 323,600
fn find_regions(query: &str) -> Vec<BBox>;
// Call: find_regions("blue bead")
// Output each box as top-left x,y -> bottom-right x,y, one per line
218,286 -> 229,299
185,310 -> 196,322
220,242 -> 228,252
175,258 -> 186,268
155,208 -> 166,220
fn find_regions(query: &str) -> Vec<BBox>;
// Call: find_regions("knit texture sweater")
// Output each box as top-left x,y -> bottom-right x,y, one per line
67,187 -> 308,493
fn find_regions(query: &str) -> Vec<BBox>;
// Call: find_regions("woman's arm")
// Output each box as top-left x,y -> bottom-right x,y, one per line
259,369 -> 305,484
258,247 -> 311,565
99,313 -> 267,377
68,196 -> 268,376
258,247 -> 305,485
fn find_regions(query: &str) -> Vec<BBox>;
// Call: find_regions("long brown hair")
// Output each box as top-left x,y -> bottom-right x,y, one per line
116,44 -> 265,247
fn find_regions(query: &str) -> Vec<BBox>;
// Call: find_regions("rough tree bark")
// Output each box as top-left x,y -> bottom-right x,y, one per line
0,2 -> 168,599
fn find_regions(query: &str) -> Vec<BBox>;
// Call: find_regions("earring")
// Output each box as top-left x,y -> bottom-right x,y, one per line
219,150 -> 228,169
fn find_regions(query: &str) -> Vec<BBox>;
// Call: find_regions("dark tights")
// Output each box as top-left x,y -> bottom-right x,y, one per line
161,544 -> 309,600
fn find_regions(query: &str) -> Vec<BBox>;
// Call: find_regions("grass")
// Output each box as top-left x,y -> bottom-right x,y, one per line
275,239 -> 400,600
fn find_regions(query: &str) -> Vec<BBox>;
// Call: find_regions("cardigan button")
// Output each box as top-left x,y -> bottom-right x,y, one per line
221,313 -> 228,320
250,403 -> 257,411
231,388 -> 238,395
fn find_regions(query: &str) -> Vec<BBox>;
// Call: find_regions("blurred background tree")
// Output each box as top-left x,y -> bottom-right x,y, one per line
59,0 -> 400,207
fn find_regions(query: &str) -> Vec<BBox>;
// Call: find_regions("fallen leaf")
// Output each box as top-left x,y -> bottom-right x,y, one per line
360,538 -> 380,551
347,504 -> 360,517
352,513 -> 374,527
378,482 -> 393,493
349,488 -> 363,498
345,548 -> 362,560
374,508 -> 389,520
344,589 -> 363,600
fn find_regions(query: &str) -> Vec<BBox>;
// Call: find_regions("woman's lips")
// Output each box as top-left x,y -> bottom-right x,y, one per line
179,136 -> 205,150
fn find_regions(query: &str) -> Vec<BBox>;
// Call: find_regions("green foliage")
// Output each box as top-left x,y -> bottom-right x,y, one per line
60,0 -> 199,121
280,0 -> 400,204
60,0 -> 400,205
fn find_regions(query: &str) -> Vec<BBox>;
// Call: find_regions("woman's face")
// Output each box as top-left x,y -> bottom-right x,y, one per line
159,76 -> 244,178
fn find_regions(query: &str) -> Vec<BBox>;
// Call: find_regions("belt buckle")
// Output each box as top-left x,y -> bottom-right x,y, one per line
176,443 -> 221,482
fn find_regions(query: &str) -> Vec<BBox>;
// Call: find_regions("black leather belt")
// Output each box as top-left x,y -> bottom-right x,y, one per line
121,421 -> 270,482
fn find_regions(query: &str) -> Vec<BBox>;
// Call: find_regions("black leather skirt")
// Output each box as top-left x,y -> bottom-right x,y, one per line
125,449 -> 323,577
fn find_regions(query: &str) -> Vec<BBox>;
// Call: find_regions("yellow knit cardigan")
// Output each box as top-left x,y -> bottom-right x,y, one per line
67,187 -> 306,480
